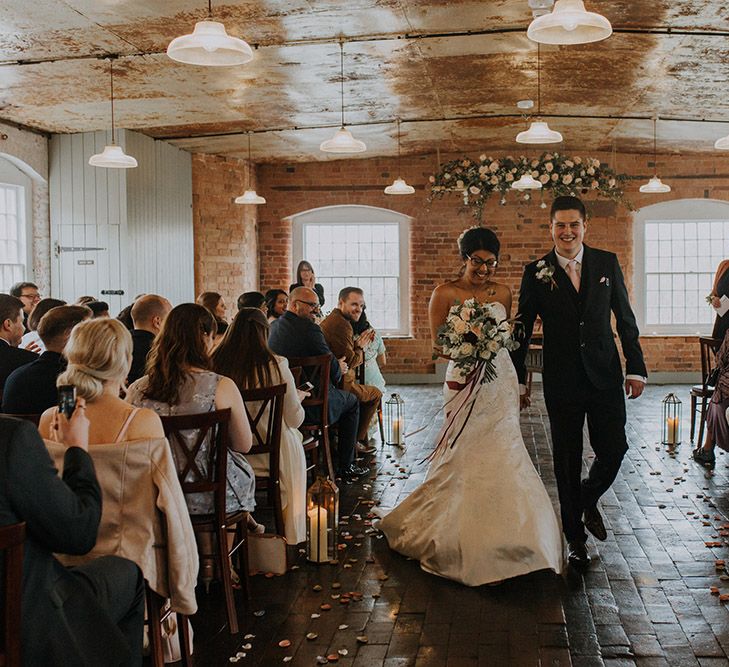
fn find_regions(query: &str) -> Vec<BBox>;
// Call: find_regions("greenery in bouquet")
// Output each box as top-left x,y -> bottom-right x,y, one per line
435,298 -> 520,381
428,152 -> 631,220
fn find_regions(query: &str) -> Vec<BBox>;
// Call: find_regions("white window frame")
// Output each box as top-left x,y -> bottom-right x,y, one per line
633,198 -> 729,335
0,157 -> 32,293
290,205 -> 411,336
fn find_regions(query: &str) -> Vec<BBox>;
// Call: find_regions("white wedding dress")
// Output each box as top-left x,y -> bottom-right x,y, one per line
377,303 -> 564,586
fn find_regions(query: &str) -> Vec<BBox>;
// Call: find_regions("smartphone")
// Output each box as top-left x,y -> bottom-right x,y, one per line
58,385 -> 76,419
298,381 -> 314,392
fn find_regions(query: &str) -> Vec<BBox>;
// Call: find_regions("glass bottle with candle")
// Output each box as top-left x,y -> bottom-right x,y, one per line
385,393 -> 405,446
661,393 -> 682,446
306,476 -> 338,563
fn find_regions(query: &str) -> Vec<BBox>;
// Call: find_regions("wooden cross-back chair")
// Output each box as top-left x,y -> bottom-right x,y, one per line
690,336 -> 723,445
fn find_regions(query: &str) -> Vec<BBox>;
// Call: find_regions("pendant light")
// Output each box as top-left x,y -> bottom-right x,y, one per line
235,132 -> 266,205
511,172 -> 543,190
88,59 -> 138,169
167,0 -> 253,67
516,44 -> 562,144
320,42 -> 366,154
639,117 -> 671,194
527,0 -> 612,45
384,119 -> 415,195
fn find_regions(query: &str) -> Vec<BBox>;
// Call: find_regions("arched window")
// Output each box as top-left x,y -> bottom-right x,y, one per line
0,157 -> 32,292
633,199 -> 729,335
290,205 -> 410,335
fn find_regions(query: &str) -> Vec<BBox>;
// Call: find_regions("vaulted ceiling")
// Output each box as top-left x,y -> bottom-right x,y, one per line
2,1 -> 729,162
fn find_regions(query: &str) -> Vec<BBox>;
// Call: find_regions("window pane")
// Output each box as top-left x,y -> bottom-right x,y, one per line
0,184 -> 25,293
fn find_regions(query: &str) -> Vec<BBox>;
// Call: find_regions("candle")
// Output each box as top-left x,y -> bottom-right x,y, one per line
307,506 -> 328,562
666,417 -> 678,445
392,418 -> 401,444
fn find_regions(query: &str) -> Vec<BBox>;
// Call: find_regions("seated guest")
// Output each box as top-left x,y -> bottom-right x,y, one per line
127,294 -> 172,385
213,308 -> 308,544
38,318 -> 162,446
126,304 -> 257,523
10,281 -> 41,332
2,305 -> 90,415
265,289 -> 288,323
237,291 -> 266,312
20,297 -> 66,353
269,287 -> 367,482
321,287 -> 381,454
693,329 -> 729,467
352,305 -> 387,437
0,294 -> 37,394
197,291 -> 229,337
76,295 -> 96,306
87,300 -> 110,318
289,261 -> 325,307
0,408 -> 145,666
117,294 -> 146,331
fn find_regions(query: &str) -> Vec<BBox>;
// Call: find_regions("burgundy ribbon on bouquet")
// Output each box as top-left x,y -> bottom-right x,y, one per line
421,360 -> 488,463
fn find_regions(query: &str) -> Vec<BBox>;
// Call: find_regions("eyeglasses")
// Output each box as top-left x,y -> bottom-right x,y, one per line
295,299 -> 319,310
19,292 -> 41,302
466,255 -> 498,269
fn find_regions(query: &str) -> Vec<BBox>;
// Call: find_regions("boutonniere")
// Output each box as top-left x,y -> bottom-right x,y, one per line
535,260 -> 558,290
599,276 -> 610,287
706,293 -> 715,304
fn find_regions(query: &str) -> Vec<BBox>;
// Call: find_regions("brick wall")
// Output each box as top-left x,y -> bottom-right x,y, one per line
232,150 -> 729,377
191,153 -> 258,310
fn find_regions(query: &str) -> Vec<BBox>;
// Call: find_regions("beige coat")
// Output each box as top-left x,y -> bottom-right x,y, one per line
45,437 -> 199,615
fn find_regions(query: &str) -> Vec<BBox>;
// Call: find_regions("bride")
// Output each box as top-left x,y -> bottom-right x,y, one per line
376,226 -> 563,586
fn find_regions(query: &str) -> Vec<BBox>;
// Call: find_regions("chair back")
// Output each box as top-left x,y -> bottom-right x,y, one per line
0,413 -> 41,427
699,336 -> 722,388
0,522 -> 25,667
240,384 -> 286,461
287,354 -> 331,426
160,409 -> 232,520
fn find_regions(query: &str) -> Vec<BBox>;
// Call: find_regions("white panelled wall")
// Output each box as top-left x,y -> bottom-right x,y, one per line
49,130 -> 194,313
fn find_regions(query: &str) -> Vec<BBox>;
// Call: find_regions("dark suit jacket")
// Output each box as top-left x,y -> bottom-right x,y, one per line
269,311 -> 349,422
0,340 -> 37,397
0,418 -> 131,665
2,350 -> 65,415
511,245 -> 647,397
128,329 -> 155,385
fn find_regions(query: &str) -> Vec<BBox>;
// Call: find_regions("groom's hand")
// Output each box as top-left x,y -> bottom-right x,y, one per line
625,378 -> 644,399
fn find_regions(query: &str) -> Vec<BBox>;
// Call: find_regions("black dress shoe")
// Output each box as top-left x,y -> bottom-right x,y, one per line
567,541 -> 590,569
583,506 -> 607,541
692,446 -> 716,467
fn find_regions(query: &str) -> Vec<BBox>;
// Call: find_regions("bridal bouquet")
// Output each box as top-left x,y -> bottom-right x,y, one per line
436,299 -> 519,381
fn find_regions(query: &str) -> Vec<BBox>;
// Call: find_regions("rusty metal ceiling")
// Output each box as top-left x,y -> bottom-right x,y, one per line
2,1 -> 729,162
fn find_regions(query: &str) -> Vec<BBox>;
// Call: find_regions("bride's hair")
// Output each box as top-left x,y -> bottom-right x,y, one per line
458,226 -> 500,259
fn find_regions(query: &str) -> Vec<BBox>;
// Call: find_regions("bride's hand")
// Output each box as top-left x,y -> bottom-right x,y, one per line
519,390 -> 531,411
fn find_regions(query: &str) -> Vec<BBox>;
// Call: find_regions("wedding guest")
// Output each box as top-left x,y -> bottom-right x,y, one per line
321,287 -> 381,453
76,295 -> 96,306
117,294 -> 146,332
0,409 -> 145,666
127,294 -> 172,385
197,291 -> 229,336
265,289 -> 288,322
237,291 -> 266,312
268,287 -> 367,482
692,328 -> 729,467
20,297 -> 66,353
352,305 -> 387,438
289,261 -> 325,307
126,304 -> 258,523
87,300 -> 110,318
2,305 -> 90,415
213,308 -> 308,544
709,258 -> 729,341
0,294 -> 37,394
10,281 -> 41,332
37,318 -> 163,445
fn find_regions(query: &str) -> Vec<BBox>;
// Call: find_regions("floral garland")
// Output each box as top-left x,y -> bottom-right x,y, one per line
428,152 -> 632,220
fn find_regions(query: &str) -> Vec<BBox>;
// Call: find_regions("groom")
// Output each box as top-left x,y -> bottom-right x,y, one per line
511,195 -> 647,568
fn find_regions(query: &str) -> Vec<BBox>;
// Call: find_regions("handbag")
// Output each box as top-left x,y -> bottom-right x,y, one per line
247,533 -> 288,575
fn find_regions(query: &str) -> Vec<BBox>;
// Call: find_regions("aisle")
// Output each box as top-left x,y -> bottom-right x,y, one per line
191,383 -> 728,666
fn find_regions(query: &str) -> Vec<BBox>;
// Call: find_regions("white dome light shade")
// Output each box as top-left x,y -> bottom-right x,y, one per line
235,189 -> 266,205
511,173 -> 543,190
167,20 -> 254,66
88,145 -> 138,169
715,134 -> 729,150
639,176 -> 671,194
516,120 -> 563,144
384,178 -> 415,195
527,0 -> 612,45
319,127 -> 367,153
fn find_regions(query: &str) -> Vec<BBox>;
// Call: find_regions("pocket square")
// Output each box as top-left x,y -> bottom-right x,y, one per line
600,276 -> 610,286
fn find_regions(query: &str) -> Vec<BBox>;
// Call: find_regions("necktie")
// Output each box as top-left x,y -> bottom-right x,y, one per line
566,259 -> 581,292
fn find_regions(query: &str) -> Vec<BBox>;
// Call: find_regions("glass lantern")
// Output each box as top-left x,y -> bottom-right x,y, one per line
306,476 -> 338,563
385,393 -> 405,446
661,393 -> 682,446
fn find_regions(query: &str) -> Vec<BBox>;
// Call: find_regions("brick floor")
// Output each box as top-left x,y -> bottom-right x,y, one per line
190,383 -> 729,666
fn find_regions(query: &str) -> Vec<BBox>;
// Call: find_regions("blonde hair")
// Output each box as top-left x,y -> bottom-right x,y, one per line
57,318 -> 132,401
